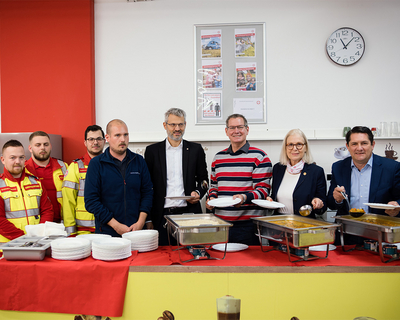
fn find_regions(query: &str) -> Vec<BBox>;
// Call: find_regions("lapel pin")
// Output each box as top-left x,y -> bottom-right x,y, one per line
303,172 -> 307,175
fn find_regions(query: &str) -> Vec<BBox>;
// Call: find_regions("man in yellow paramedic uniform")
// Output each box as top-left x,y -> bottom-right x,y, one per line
62,125 -> 105,235
0,140 -> 54,243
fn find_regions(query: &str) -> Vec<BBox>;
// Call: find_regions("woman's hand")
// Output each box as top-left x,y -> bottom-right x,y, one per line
311,197 -> 324,210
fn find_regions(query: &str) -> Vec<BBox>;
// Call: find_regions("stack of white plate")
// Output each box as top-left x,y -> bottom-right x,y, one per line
122,230 -> 159,252
77,233 -> 111,248
91,238 -> 132,261
51,238 -> 91,260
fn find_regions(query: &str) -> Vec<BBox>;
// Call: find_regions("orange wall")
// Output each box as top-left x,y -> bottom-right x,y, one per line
0,0 -> 95,163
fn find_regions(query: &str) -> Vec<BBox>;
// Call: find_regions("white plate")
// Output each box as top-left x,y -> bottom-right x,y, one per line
91,238 -> 131,249
208,198 -> 241,208
212,243 -> 249,252
364,203 -> 400,210
309,244 -> 336,252
51,238 -> 91,250
165,196 -> 194,200
251,199 -> 285,209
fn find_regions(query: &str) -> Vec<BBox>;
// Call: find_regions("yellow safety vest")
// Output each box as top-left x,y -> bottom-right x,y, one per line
62,158 -> 95,235
0,175 -> 43,242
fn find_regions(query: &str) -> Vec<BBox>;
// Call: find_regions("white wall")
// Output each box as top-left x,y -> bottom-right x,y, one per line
95,0 -> 400,174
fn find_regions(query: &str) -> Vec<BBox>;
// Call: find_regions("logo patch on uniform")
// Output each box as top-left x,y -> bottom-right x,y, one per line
79,168 -> 87,173
24,184 -> 41,191
59,175 -> 64,181
0,186 -> 18,193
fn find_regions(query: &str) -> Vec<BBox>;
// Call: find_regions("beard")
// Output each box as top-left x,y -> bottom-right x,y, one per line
110,144 -> 127,155
32,150 -> 51,162
88,150 -> 103,157
8,165 -> 24,177
167,129 -> 185,142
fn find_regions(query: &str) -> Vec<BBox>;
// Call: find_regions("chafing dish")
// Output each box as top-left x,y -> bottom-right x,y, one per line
164,214 -> 232,263
252,215 -> 340,262
335,214 -> 400,263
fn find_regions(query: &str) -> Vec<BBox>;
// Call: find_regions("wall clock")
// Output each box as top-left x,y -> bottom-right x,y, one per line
326,27 -> 365,66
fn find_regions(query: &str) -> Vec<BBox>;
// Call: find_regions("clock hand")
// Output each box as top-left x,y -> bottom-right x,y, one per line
344,37 -> 354,47
340,39 -> 347,49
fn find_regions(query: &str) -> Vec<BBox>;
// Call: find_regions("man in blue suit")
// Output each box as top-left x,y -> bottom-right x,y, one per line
328,126 -> 400,217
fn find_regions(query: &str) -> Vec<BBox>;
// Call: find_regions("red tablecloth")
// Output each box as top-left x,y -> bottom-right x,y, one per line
130,245 -> 400,267
0,252 -> 138,317
1,245 -> 399,317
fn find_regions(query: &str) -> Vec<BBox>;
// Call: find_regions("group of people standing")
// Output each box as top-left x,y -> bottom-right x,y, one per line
1,109 -> 400,247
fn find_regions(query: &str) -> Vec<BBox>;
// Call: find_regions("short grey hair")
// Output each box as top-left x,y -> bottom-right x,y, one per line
279,129 -> 314,165
164,108 -> 186,123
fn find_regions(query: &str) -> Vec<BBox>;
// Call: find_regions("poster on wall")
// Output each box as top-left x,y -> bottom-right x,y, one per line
195,23 -> 265,124
236,62 -> 257,92
201,29 -> 222,59
235,28 -> 256,58
201,60 -> 223,89
201,92 -> 222,120
233,98 -> 263,120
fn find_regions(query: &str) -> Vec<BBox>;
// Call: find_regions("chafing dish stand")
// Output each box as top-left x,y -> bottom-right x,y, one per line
335,214 -> 400,263
165,214 -> 232,263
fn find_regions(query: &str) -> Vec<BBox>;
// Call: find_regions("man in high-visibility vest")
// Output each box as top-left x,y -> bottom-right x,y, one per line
0,140 -> 54,243
62,125 -> 105,236
25,131 -> 68,223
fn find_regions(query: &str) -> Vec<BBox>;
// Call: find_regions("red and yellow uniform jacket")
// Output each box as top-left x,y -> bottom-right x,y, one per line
25,157 -> 67,222
62,153 -> 95,235
0,169 -> 54,243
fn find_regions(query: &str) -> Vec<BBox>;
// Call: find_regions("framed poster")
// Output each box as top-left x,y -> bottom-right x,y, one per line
195,22 -> 266,124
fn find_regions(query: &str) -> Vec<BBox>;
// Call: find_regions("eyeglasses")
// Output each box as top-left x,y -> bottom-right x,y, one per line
226,125 -> 247,131
286,143 -> 305,150
86,137 -> 104,143
166,122 -> 186,129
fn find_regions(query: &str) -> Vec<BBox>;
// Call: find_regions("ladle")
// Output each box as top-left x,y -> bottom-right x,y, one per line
299,205 -> 312,216
337,185 -> 365,217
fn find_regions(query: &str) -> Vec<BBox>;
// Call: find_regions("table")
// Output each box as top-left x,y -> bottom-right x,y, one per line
1,246 -> 399,320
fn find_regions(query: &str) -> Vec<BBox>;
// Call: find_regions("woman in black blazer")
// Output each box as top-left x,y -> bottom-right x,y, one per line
268,129 -> 327,218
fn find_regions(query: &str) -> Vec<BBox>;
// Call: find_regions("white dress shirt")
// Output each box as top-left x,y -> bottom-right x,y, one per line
164,139 -> 187,208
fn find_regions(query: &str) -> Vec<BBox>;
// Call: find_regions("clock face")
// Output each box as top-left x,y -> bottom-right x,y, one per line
326,27 -> 365,66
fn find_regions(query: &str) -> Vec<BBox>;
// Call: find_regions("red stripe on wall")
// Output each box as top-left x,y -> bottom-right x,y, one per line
0,0 -> 95,164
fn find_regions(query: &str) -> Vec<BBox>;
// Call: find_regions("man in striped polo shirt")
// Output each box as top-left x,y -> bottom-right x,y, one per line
206,114 -> 272,245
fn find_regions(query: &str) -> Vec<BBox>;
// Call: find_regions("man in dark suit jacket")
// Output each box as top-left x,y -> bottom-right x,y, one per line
144,108 -> 209,245
328,126 -> 400,217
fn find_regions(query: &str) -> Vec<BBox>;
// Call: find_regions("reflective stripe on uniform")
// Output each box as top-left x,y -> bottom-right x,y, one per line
57,160 -> 68,175
76,219 -> 95,227
6,208 -> 40,219
65,225 -> 76,235
63,180 -> 79,190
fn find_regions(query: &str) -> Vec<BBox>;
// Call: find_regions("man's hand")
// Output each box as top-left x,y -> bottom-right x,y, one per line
333,186 -> 346,203
233,194 -> 246,208
385,201 -> 400,217
206,197 -> 216,210
311,197 -> 324,210
187,191 -> 200,204
130,212 -> 147,231
108,218 -> 133,235
145,221 -> 154,230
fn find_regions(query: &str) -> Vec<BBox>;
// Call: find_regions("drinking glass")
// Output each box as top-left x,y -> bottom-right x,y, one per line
380,122 -> 388,137
390,122 -> 398,137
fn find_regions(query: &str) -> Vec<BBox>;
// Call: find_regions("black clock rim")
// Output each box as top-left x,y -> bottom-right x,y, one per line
326,26 -> 365,66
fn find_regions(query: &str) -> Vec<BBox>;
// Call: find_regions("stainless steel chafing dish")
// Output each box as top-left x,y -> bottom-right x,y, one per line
252,215 -> 340,262
165,214 -> 232,246
164,214 -> 233,263
335,214 -> 400,263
